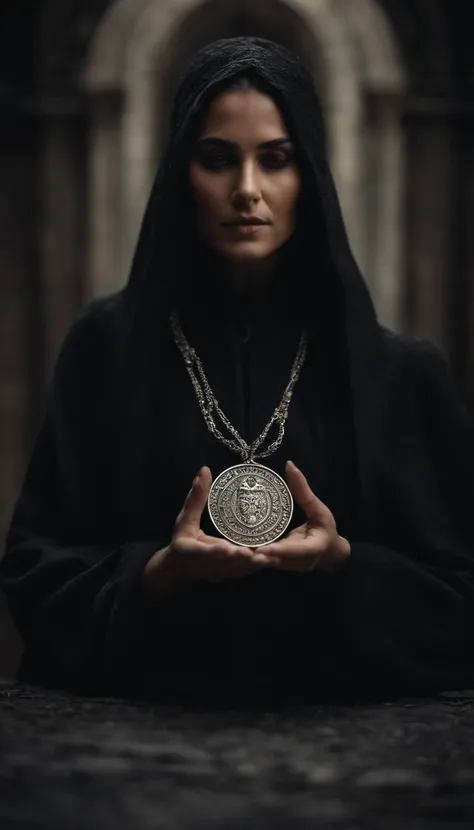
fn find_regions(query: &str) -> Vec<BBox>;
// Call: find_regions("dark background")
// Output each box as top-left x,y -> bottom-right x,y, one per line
1,0 -> 474,679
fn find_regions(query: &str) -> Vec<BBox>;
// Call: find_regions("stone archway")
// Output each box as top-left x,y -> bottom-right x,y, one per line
83,0 -> 405,328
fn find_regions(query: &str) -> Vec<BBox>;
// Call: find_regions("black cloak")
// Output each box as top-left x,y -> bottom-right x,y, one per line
1,37 -> 474,704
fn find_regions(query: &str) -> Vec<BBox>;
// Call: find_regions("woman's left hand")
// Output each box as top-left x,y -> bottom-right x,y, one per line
258,461 -> 351,575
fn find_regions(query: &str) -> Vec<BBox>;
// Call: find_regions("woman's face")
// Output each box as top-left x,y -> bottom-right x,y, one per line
189,86 -> 301,265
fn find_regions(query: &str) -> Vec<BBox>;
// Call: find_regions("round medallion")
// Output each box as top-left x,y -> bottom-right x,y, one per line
208,463 -> 293,547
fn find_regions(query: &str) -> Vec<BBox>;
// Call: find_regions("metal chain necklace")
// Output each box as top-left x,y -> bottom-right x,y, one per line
170,311 -> 308,547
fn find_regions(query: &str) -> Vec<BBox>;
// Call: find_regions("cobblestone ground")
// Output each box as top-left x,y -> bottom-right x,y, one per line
1,682 -> 474,829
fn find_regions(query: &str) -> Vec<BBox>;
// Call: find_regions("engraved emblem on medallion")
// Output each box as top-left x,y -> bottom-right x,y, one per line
236,476 -> 269,527
208,463 -> 293,547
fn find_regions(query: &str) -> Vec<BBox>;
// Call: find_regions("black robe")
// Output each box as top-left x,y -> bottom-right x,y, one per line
1,37 -> 474,704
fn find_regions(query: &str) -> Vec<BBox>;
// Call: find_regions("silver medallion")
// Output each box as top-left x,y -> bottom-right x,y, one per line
208,463 -> 293,547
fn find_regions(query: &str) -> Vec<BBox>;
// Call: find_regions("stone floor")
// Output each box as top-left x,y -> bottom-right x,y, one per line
1,682 -> 474,829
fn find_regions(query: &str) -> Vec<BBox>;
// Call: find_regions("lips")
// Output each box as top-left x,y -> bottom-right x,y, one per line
225,223 -> 267,236
222,218 -> 269,226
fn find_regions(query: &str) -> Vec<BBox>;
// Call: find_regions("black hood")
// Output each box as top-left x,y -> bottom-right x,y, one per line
119,36 -> 388,534
124,36 -> 377,329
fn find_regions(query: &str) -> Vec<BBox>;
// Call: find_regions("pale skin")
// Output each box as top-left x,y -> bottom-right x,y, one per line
188,83 -> 301,300
143,86 -> 350,599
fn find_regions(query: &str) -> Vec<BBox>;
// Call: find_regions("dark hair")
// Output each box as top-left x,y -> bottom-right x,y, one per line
226,71 -> 267,93
188,68 -> 298,148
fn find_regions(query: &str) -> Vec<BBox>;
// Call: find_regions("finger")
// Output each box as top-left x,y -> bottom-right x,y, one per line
199,534 -> 262,560
176,466 -> 212,532
285,461 -> 332,527
261,536 -> 325,559
200,539 -> 272,571
175,536 -> 236,561
250,551 -> 273,565
180,540 -> 269,581
269,557 -> 316,573
185,535 -> 257,563
218,555 -> 271,579
258,536 -> 327,573
199,533 -> 269,565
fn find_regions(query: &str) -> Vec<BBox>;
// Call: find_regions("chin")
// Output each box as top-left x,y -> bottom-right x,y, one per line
219,244 -> 276,263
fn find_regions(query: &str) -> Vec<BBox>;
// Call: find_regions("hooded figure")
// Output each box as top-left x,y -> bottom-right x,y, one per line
1,37 -> 474,704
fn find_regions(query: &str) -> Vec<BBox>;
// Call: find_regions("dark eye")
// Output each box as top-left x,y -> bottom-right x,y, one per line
198,152 -> 233,170
260,152 -> 292,169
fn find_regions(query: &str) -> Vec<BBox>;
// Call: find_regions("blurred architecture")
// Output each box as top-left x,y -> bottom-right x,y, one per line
1,0 -> 474,676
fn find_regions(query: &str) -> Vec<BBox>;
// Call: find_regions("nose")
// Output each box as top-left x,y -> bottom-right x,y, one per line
232,160 -> 262,206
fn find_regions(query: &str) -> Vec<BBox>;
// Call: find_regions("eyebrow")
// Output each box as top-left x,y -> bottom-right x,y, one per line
196,137 -> 293,150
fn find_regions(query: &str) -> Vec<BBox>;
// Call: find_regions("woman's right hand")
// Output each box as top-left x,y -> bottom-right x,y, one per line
143,467 -> 271,598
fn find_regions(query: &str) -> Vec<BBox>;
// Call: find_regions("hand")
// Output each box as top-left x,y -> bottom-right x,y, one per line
257,461 -> 351,575
144,467 -> 272,597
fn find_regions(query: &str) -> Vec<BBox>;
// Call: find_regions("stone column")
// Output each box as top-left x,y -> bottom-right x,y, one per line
403,97 -> 458,359
87,90 -> 125,300
363,90 -> 404,331
39,99 -> 88,379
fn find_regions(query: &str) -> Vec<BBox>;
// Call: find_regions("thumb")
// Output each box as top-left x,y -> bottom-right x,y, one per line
286,461 -> 332,527
178,466 -> 212,532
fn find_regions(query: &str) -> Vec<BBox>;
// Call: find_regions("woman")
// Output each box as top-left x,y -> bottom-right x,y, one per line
1,37 -> 474,705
